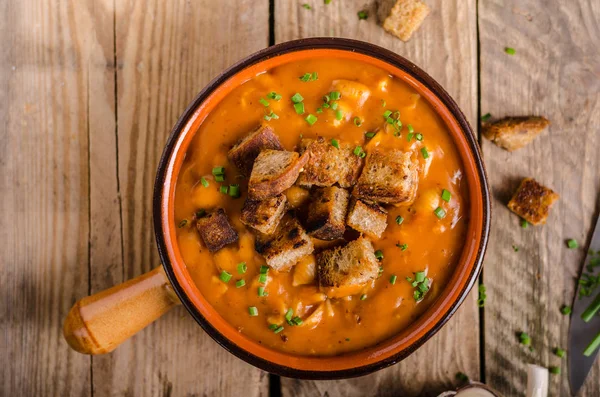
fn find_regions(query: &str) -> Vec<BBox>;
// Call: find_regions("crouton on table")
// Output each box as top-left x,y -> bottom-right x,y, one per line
296,137 -> 363,188
507,178 -> 559,225
255,216 -> 314,271
378,0 -> 430,42
196,208 -> 239,252
346,198 -> 388,239
228,123 -> 283,175
240,194 -> 287,235
306,186 -> 350,241
353,148 -> 418,204
317,237 -> 380,287
248,149 -> 309,200
483,116 -> 550,151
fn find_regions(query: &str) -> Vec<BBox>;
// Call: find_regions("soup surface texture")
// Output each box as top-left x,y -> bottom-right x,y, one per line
174,57 -> 468,356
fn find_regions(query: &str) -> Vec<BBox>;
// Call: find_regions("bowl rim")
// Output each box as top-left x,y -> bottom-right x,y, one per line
153,37 -> 491,379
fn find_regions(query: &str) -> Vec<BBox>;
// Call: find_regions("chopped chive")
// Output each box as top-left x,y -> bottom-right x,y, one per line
215,174 -> 225,182
353,117 -> 362,126
248,306 -> 258,316
374,250 -> 384,260
329,91 -> 341,100
518,332 -> 531,346
567,239 -> 579,249
415,133 -> 423,141
274,325 -> 284,334
219,270 -> 232,283
359,151 -> 366,158
294,102 -> 305,115
268,323 -> 279,330
513,245 -> 519,252
260,265 -> 269,274
284,308 -> 293,323
407,124 -> 414,133
212,166 -> 225,176
196,209 -> 206,218
178,219 -> 188,228
581,293 -> 600,322
264,110 -> 279,121
395,216 -> 404,225
520,218 -> 529,228
316,108 -> 323,114
237,262 -> 247,274
548,366 -> 560,375
305,114 -> 317,125
456,372 -> 469,383
421,147 -> 430,159
258,286 -> 268,297
258,274 -> 268,284
219,185 -> 229,194
553,347 -> 566,358
267,91 -> 282,101
389,274 -> 397,285
292,316 -> 303,325
434,207 -> 446,219
357,10 -> 368,20
311,72 -> 318,81
478,284 -> 487,307
302,3 -> 311,10
236,279 -> 246,288
378,266 -> 384,277
229,184 -> 240,198
360,294 -> 367,300
441,189 -> 451,202
299,73 -> 311,82
330,102 -> 338,110
383,110 -> 392,118
291,93 -> 304,103
505,47 -> 516,55
353,146 -> 363,156
335,110 -> 343,120
365,132 -> 376,139
323,94 -> 330,103
415,271 -> 426,283
583,332 -> 600,356
560,305 -> 572,315
481,113 -> 492,122
414,290 -> 424,301
407,133 -> 414,142
396,243 -> 408,251
200,177 -> 209,187
331,139 -> 340,149
259,98 -> 269,107
322,103 -> 330,109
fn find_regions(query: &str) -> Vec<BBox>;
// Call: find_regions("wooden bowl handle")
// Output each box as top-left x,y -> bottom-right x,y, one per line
63,266 -> 181,354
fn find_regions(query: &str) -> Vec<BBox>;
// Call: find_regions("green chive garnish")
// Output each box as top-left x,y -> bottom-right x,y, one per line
258,286 -> 267,297
421,147 -> 430,159
260,265 -> 269,274
581,293 -> 600,322
567,239 -> 578,249
258,274 -> 268,284
229,184 -> 240,198
291,93 -> 304,103
284,308 -> 293,323
195,209 -> 206,218
248,306 -> 258,316
294,102 -> 305,115
441,189 -> 451,202
335,110 -> 343,120
292,316 -> 303,325
560,305 -> 572,315
583,332 -> 600,357
513,245 -> 519,252
329,91 -> 341,100
268,324 -> 279,330
274,325 -> 284,334
215,174 -> 225,182
178,220 -> 188,228
259,98 -> 269,107
268,92 -> 282,101
219,185 -> 229,194
237,262 -> 247,274
481,113 -> 491,122
478,284 -> 486,307
520,219 -> 529,228
383,110 -> 392,118
305,114 -> 317,125
415,133 -> 423,141
548,366 -> 560,375
353,146 -> 363,156
360,294 -> 367,300
397,243 -> 408,251
212,166 -> 225,176
415,271 -> 426,283
374,250 -> 383,260
220,271 -> 232,283
395,216 -> 404,225
353,117 -> 362,126
518,332 -> 531,346
553,347 -> 566,358
331,139 -> 340,149
434,207 -> 446,219
505,47 -> 516,55
389,275 -> 397,285
200,177 -> 209,187
357,10 -> 368,20
236,279 -> 246,288
365,132 -> 376,139
302,3 -> 311,10
407,124 -> 414,133
407,133 -> 414,142
323,94 -> 330,103
456,372 -> 469,383
330,102 -> 338,110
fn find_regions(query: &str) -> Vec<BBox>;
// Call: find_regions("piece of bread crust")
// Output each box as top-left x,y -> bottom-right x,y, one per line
317,237 -> 380,287
196,208 -> 239,252
378,0 -> 430,42
306,187 -> 350,241
240,194 -> 287,235
483,116 -> 550,152
228,123 -> 283,175
248,149 -> 309,200
346,198 -> 388,239
255,216 -> 314,271
507,178 -> 559,225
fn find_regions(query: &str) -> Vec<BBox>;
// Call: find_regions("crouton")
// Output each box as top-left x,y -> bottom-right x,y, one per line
228,123 -> 283,175
353,148 -> 418,204
483,116 -> 550,152
507,178 -> 559,225
255,216 -> 314,271
240,194 -> 287,235
378,0 -> 430,42
196,208 -> 239,252
248,149 -> 309,200
296,137 -> 363,188
346,198 -> 388,239
317,237 -> 380,287
306,187 -> 350,240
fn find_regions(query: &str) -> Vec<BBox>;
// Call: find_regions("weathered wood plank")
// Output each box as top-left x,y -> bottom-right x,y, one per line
276,1 -> 479,395
479,1 -> 600,396
89,1 -> 271,396
0,0 -> 93,395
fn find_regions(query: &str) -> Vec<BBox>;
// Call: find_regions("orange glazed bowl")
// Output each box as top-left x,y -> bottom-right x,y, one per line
152,38 -> 491,379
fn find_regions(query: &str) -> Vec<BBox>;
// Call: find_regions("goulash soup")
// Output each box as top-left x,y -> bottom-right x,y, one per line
174,57 -> 468,356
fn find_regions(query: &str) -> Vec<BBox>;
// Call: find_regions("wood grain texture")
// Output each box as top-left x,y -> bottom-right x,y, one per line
276,1 -> 480,396
89,0 -> 271,396
479,1 -> 600,396
1,0 -> 92,395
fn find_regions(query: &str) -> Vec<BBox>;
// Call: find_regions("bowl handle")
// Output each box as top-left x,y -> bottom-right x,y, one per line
63,265 -> 180,354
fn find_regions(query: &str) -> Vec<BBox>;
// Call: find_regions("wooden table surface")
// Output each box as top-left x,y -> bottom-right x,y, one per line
2,0 -> 599,396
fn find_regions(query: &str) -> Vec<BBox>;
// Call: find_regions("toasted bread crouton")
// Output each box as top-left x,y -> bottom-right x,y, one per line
508,178 -> 559,225
306,187 -> 350,240
353,148 -> 418,204
196,208 -> 239,252
346,198 -> 388,239
240,194 -> 287,235
255,216 -> 314,271
248,149 -> 309,200
330,80 -> 371,108
228,123 -> 283,175
317,237 -> 379,287
483,116 -> 550,152
296,137 -> 363,188
378,0 -> 430,42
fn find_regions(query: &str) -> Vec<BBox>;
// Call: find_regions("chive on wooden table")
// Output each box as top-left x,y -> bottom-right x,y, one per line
2,0 -> 599,396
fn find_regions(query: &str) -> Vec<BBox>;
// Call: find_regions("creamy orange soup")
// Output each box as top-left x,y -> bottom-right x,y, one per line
174,57 -> 468,356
